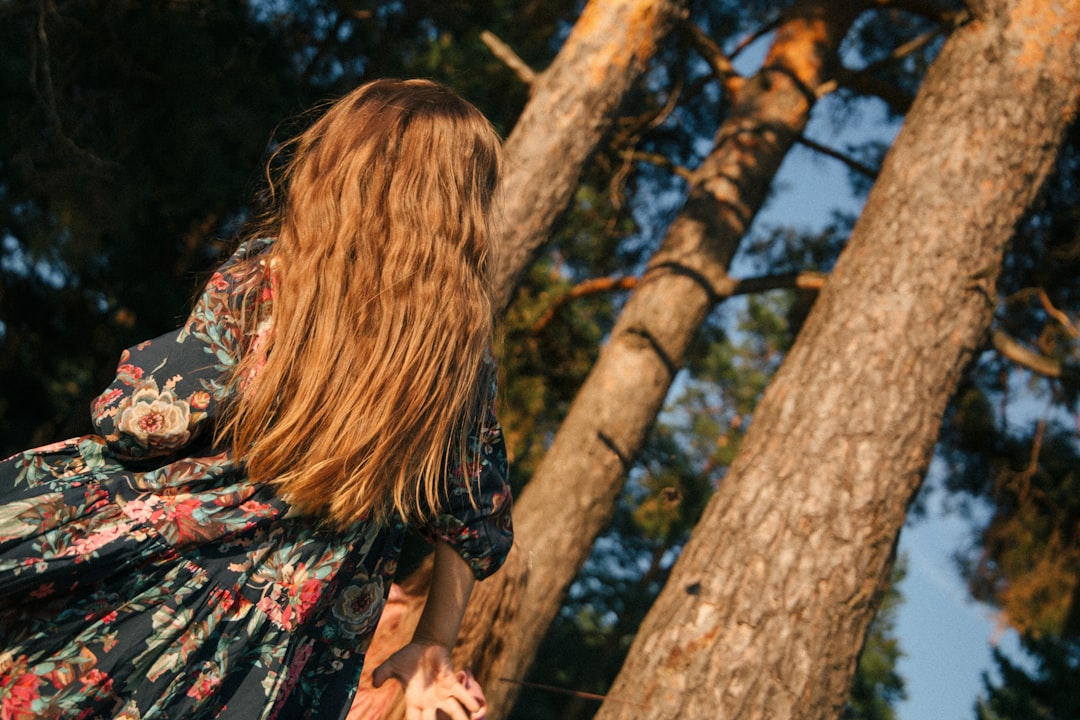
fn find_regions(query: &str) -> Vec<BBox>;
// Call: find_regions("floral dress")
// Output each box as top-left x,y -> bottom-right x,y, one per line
0,239 -> 513,720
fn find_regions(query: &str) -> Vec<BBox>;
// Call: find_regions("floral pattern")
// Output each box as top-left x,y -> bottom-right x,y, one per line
115,381 -> 193,451
0,239 -> 512,719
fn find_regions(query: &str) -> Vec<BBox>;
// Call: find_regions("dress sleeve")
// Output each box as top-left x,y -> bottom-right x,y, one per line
421,361 -> 514,581
90,241 -> 271,460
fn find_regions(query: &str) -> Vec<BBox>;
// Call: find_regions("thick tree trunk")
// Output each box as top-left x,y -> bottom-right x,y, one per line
491,0 -> 685,312
597,2 -> 1080,719
453,2 -> 860,717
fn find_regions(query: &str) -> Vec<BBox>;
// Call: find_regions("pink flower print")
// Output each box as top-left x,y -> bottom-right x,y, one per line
91,388 -> 125,416
62,522 -> 126,559
256,596 -> 286,629
115,363 -> 144,385
208,586 -> 250,616
186,663 -> 222,701
28,582 -> 54,600
210,272 -> 230,292
240,318 -> 273,394
116,382 -> 191,450
1,672 -> 41,720
83,596 -> 114,622
297,579 -> 323,618
237,499 -> 276,518
119,497 -> 163,524
273,564 -> 321,630
79,668 -> 113,694
264,259 -> 278,298
270,641 -> 314,716
163,495 -> 202,519
189,390 -> 211,411
161,495 -> 208,544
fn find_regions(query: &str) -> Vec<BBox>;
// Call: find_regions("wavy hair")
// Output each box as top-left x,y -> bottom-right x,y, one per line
219,78 -> 502,529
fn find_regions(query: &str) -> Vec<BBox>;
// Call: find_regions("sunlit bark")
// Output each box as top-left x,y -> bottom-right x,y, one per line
490,0 -> 685,312
600,1 -> 1080,718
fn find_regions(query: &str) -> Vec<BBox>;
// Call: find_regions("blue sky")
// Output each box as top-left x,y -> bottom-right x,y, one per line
895,484 -> 1014,720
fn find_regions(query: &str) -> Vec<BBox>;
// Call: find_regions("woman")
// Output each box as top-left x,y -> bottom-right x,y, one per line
0,78 -> 512,720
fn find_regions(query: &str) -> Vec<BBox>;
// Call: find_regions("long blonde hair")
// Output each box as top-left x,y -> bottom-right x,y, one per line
220,78 -> 501,530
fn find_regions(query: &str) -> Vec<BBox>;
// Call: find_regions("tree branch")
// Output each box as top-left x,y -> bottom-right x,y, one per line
820,23 -> 945,111
728,16 -> 782,60
992,329 -> 1062,378
1038,288 -> 1080,338
607,80 -> 685,207
480,30 -> 537,86
797,135 -> 879,179
681,20 -> 744,97
531,271 -> 828,333
721,270 -> 828,296
531,276 -> 639,333
872,22 -> 949,66
619,150 -> 694,181
835,72 -> 915,114
29,0 -> 114,171
867,0 -> 969,25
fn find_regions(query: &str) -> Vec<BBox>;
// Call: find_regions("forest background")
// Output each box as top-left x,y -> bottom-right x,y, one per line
1,1 -> 1078,719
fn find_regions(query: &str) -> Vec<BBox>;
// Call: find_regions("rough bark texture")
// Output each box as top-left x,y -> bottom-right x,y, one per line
597,2 -> 1080,719
453,2 -> 860,716
491,0 -> 685,312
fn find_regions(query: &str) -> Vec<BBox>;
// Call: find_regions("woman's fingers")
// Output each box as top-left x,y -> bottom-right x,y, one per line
434,697 -> 470,720
431,674 -> 481,720
446,681 -> 481,714
372,643 -> 488,720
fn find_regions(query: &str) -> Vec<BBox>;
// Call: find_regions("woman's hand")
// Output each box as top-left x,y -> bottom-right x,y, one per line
371,642 -> 486,720
373,541 -> 484,718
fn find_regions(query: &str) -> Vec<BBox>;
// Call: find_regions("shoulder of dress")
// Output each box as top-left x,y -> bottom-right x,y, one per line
224,237 -> 277,267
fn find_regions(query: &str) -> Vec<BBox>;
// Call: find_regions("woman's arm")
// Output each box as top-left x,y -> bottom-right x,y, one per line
413,539 -> 476,647
371,541 -> 485,720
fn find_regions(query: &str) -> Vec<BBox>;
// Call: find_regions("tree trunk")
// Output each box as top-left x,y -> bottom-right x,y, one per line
454,2 -> 860,716
597,2 -> 1080,719
491,0 -> 685,312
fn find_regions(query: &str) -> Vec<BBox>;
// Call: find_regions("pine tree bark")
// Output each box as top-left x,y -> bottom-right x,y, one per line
491,0 -> 685,312
597,2 -> 1080,719
452,2 -> 860,716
